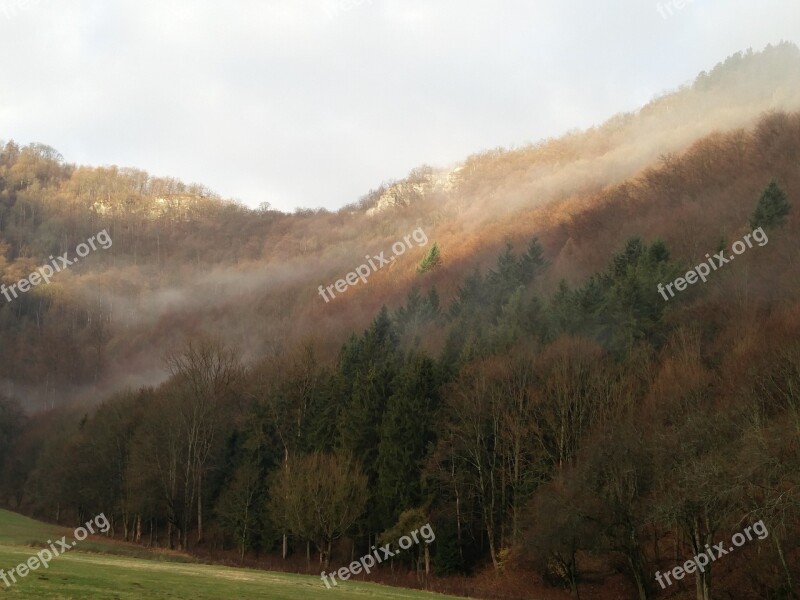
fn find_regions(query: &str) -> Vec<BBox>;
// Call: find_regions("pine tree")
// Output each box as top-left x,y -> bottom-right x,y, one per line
750,179 -> 790,229
519,237 -> 548,282
424,287 -> 441,322
417,243 -> 441,273
375,353 -> 439,527
395,285 -> 424,333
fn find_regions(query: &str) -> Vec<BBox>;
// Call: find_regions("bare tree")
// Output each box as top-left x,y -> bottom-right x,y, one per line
166,337 -> 243,544
268,452 -> 367,569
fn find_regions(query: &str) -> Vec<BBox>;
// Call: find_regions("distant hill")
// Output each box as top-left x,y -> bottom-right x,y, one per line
0,42 -> 798,410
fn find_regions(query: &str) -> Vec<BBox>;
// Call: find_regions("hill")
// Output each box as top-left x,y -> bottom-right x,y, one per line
0,43 -> 797,410
1,43 -> 800,600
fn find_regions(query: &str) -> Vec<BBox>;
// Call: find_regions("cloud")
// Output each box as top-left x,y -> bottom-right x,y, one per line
0,0 -> 797,211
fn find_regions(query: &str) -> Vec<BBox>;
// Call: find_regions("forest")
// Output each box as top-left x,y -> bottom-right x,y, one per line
1,44 -> 800,600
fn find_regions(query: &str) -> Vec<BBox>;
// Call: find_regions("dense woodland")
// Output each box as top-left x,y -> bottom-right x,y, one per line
1,45 -> 800,600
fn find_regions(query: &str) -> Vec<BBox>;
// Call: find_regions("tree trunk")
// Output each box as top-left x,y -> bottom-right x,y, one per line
197,469 -> 204,543
568,558 -> 581,600
689,521 -> 712,600
455,487 -> 463,561
626,529 -> 649,600
775,536 -> 797,599
486,521 -> 499,572
630,562 -> 648,600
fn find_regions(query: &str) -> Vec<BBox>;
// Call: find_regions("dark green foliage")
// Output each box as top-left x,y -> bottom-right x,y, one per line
750,179 -> 790,230
303,369 -> 346,453
0,396 -> 25,503
375,353 -> 440,527
443,237 -> 548,368
336,307 -> 402,482
431,519 -> 464,575
336,367 -> 389,482
489,287 -> 546,352
550,237 -> 680,354
395,285 -> 442,337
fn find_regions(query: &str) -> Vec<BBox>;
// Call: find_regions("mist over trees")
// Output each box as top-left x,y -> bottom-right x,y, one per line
1,45 -> 800,599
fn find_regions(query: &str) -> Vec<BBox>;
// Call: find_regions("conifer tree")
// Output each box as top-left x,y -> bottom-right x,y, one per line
417,242 -> 441,273
750,179 -> 790,229
375,353 -> 439,527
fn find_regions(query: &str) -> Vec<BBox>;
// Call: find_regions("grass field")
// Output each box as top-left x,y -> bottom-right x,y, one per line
0,510 -> 465,599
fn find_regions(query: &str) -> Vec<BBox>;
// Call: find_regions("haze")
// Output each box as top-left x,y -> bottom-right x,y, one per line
0,0 -> 798,211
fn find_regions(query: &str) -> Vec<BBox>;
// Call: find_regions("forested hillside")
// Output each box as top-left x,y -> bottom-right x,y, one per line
1,44 -> 800,599
0,43 -> 797,412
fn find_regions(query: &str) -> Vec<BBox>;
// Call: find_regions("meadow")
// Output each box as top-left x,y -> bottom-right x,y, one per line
0,510 -> 463,600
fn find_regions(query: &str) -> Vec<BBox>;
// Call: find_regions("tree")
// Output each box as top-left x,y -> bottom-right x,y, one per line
0,397 -> 27,507
0,396 -> 25,499
375,353 -> 439,527
71,389 -> 151,541
494,351 -> 540,546
166,338 -> 243,544
417,243 -> 441,274
379,508 -> 434,579
750,179 -> 790,230
216,461 -> 262,560
651,329 -> 737,600
249,344 -> 327,558
525,475 -> 601,600
438,359 -> 503,571
577,421 -> 654,600
268,452 -> 368,569
127,385 -> 191,550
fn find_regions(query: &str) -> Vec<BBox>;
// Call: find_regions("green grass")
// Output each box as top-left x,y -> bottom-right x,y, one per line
0,510 -> 191,562
0,510 -> 465,599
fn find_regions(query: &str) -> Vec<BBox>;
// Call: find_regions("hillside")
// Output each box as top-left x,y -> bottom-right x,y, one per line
0,43 -> 797,410
0,510 -> 462,600
1,43 -> 800,600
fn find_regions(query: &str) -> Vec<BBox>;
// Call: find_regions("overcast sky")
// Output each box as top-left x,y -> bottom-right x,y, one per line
0,0 -> 798,212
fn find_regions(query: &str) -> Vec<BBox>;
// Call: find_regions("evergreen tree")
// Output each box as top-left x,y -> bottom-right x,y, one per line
375,353 -> 440,527
548,279 -> 578,338
395,285 -> 424,333
336,367 -> 387,483
417,242 -> 441,273
448,269 -> 486,320
750,179 -> 790,229
425,287 -> 441,321
551,237 -> 679,355
432,519 -> 464,575
519,237 -> 548,282
490,287 -> 545,351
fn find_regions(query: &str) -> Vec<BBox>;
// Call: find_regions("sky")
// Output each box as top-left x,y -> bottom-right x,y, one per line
0,0 -> 798,212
